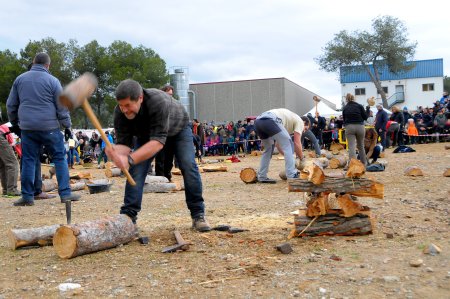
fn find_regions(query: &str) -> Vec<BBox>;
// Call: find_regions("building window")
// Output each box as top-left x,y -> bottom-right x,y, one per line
422,83 -> 434,91
355,88 -> 365,95
377,87 -> 388,94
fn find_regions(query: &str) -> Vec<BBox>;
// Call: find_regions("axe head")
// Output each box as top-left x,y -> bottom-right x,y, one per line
59,72 -> 98,111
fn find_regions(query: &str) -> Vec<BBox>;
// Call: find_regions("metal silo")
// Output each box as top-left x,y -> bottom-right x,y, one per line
170,66 -> 193,118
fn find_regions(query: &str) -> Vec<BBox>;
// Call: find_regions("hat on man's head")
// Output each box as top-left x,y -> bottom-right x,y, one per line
376,104 -> 383,108
403,106 -> 408,111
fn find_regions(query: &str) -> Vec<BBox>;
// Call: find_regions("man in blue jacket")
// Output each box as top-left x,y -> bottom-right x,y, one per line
7,52 -> 80,206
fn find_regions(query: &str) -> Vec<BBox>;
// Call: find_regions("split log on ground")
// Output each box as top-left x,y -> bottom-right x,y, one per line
201,165 -> 228,172
330,143 -> 345,154
315,157 -> 329,169
445,145 -> 450,150
337,194 -> 363,217
145,175 -> 169,184
70,182 -> 86,191
8,224 -> 60,250
291,208 -> 372,237
53,214 -> 138,259
306,192 -> 330,217
304,162 -> 325,185
69,172 -> 93,180
172,168 -> 182,175
288,177 -> 384,199
143,183 -> 177,193
240,167 -> 257,183
42,179 -> 58,192
105,168 -> 122,178
346,158 -> 365,178
404,166 -> 424,176
329,155 -> 348,169
444,168 -> 450,177
320,150 -> 333,160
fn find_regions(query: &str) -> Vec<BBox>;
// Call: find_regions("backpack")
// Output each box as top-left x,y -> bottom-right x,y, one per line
393,145 -> 416,153
366,163 -> 385,172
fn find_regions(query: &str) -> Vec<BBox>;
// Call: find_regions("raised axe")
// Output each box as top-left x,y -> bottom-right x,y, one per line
313,95 -> 321,116
161,230 -> 191,253
59,73 -> 136,186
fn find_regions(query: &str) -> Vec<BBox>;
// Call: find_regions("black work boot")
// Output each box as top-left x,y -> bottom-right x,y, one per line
13,198 -> 34,206
60,193 -> 81,203
192,215 -> 211,232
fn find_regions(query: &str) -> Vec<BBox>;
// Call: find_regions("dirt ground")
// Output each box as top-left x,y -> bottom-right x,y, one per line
0,142 -> 449,298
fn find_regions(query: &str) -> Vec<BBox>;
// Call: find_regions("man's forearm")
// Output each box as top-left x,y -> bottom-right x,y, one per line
130,140 -> 164,164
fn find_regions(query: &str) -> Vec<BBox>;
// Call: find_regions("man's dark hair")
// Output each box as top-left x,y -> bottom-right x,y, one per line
161,85 -> 174,93
115,79 -> 143,101
33,52 -> 51,65
301,116 -> 310,126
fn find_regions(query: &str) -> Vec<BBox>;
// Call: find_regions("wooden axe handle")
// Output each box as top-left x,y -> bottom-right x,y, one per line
81,101 -> 136,186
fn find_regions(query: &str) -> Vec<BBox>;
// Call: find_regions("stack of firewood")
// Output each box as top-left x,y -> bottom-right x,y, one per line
288,158 -> 384,238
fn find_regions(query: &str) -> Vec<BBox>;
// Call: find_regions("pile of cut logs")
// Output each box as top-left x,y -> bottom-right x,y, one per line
288,158 -> 384,238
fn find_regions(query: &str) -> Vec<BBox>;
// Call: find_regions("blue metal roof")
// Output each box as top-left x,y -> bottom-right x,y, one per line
340,59 -> 443,83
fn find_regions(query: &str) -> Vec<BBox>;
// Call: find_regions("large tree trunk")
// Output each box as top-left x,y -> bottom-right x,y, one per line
288,177 -> 384,199
291,208 -> 372,237
8,225 -> 60,250
53,214 -> 138,259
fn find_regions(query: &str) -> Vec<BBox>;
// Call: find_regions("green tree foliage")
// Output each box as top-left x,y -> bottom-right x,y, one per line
315,15 -> 417,108
0,50 -> 24,123
0,38 -> 169,128
444,76 -> 450,94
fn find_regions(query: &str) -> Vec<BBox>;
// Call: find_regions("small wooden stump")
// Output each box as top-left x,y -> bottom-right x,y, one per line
291,208 -> 372,238
105,168 -> 122,178
329,155 -> 348,169
443,168 -> 450,177
53,214 -> 138,259
330,143 -> 345,154
404,166 -> 424,176
42,179 -> 58,192
346,158 -> 365,178
8,224 -> 60,250
240,167 -> 257,183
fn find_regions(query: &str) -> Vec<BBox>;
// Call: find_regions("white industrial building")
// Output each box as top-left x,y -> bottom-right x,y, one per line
340,58 -> 444,110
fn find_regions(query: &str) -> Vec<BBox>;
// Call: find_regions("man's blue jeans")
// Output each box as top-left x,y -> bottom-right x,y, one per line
21,130 -> 71,200
120,126 -> 205,221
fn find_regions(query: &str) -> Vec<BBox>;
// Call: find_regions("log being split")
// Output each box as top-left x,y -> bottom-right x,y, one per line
8,224 -> 60,250
291,208 -> 372,237
53,214 -> 138,259
288,177 -> 384,199
240,167 -> 257,183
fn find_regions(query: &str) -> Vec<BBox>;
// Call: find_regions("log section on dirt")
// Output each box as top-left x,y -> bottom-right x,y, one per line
105,168 -> 122,177
329,155 -> 348,169
69,172 -> 93,180
240,167 -> 257,183
404,166 -> 424,176
70,182 -> 86,191
145,175 -> 169,184
330,143 -> 345,154
291,208 -> 372,238
42,179 -> 57,192
346,158 -> 365,178
201,166 -> 228,172
143,183 -> 177,193
53,214 -> 138,259
444,168 -> 450,177
445,145 -> 450,150
8,224 -> 60,250
288,177 -> 384,199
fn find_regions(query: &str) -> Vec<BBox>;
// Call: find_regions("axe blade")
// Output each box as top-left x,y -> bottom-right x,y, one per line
65,200 -> 72,224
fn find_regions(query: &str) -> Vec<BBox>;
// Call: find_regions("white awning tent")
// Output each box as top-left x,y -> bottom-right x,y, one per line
304,101 -> 339,118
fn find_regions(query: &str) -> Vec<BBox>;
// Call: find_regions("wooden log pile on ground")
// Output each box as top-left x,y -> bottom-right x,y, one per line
288,158 -> 383,238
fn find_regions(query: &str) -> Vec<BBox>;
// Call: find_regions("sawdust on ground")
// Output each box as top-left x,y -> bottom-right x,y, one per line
0,142 -> 449,298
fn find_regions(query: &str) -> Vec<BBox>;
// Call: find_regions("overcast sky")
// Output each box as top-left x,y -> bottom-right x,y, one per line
0,0 -> 448,107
